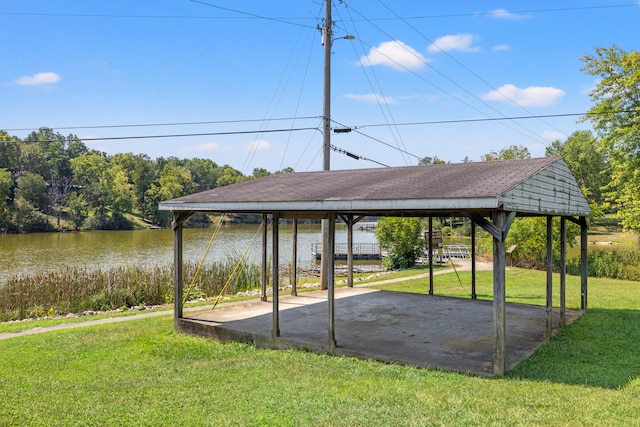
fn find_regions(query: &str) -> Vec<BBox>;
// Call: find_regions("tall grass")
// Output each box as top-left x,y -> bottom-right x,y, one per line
0,256 -> 263,322
567,247 -> 640,281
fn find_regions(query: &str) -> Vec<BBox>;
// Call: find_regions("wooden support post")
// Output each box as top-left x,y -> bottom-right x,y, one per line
172,214 -> 184,330
545,216 -> 553,339
580,217 -> 588,310
291,219 -> 298,296
492,210 -> 506,376
347,215 -> 354,288
261,214 -> 268,302
560,216 -> 567,328
171,211 -> 192,331
320,219 -> 329,291
471,221 -> 477,299
272,213 -> 280,341
327,213 -> 337,351
428,216 -> 434,295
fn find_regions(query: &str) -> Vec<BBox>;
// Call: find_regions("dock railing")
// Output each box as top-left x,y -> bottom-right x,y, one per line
311,243 -> 381,261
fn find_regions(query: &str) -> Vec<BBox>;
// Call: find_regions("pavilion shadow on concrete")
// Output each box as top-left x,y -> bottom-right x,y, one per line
159,157 -> 591,376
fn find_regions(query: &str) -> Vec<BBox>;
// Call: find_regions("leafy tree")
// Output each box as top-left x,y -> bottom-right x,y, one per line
183,158 -> 222,192
375,217 -> 423,269
15,173 -> 49,212
110,153 -> 155,217
145,165 -> 196,226
0,131 -> 21,174
481,145 -> 530,161
13,196 -> 49,232
102,164 -> 136,216
216,167 -> 244,187
0,168 -> 12,231
70,151 -> 109,213
505,217 -> 580,268
276,167 -> 295,174
66,192 -> 88,231
418,156 -> 446,165
0,168 -> 12,203
581,45 -> 640,235
252,167 -> 271,178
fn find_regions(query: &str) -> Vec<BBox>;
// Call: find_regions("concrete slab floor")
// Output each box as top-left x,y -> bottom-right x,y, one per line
181,287 -> 583,376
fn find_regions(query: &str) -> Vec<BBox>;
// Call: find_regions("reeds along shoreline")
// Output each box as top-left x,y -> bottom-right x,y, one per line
0,258 -> 263,322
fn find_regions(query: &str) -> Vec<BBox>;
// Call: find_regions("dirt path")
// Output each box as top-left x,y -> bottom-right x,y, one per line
0,260 -> 493,341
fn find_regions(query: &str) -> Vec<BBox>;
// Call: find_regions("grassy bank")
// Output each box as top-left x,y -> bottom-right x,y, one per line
1,268 -> 639,425
0,258 -> 262,322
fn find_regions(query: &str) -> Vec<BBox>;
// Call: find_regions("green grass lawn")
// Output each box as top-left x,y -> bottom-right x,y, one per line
1,269 -> 640,425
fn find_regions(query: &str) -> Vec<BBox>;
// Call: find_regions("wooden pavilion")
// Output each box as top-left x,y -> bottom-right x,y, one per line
159,157 -> 591,375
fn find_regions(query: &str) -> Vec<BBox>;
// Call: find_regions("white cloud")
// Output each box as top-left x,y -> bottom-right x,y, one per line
492,44 -> 511,52
428,34 -> 480,53
482,84 -> 565,107
195,143 -> 219,152
245,139 -> 271,152
344,93 -> 398,105
490,9 -> 527,20
358,40 -> 427,71
15,72 -> 61,86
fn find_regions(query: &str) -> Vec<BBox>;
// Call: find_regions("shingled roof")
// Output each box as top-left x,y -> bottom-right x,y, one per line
159,157 -> 591,218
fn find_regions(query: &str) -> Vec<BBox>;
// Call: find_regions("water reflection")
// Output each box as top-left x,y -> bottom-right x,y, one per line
0,223 -> 379,282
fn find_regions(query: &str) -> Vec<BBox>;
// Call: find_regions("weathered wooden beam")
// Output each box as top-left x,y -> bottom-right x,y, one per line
346,214 -> 354,288
261,214 -> 268,302
327,212 -> 337,351
471,221 -> 477,300
470,211 -> 515,242
545,215 -> 553,339
428,216 -> 434,295
493,210 -> 506,376
580,216 -> 588,310
272,213 -> 280,341
291,219 -> 298,296
560,216 -> 567,328
338,214 -> 366,288
171,211 -> 192,330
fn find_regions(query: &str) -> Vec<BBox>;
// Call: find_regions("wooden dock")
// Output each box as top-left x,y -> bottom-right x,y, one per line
311,243 -> 382,261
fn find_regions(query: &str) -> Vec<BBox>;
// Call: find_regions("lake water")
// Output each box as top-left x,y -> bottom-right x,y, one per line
0,222 -> 380,282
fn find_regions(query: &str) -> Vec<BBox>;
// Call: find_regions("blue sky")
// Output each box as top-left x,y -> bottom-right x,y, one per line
2,1 -> 639,173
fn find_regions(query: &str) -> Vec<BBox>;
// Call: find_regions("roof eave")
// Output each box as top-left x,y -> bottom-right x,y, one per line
158,197 -> 500,213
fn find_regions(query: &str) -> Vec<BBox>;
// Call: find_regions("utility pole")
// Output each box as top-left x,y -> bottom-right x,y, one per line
320,0 -> 332,290
322,0 -> 332,172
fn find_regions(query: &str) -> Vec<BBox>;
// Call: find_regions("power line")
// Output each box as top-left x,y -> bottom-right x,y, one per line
354,111 -> 635,129
343,4 -> 640,21
346,6 -> 549,146
7,110 -> 623,141
18,126 -> 319,144
188,0 -> 314,28
2,116 -> 321,132
375,0 -> 568,138
331,118 -> 422,161
3,3 -> 635,21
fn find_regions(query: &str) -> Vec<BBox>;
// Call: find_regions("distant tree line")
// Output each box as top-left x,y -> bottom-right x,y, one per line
0,127 -> 294,233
